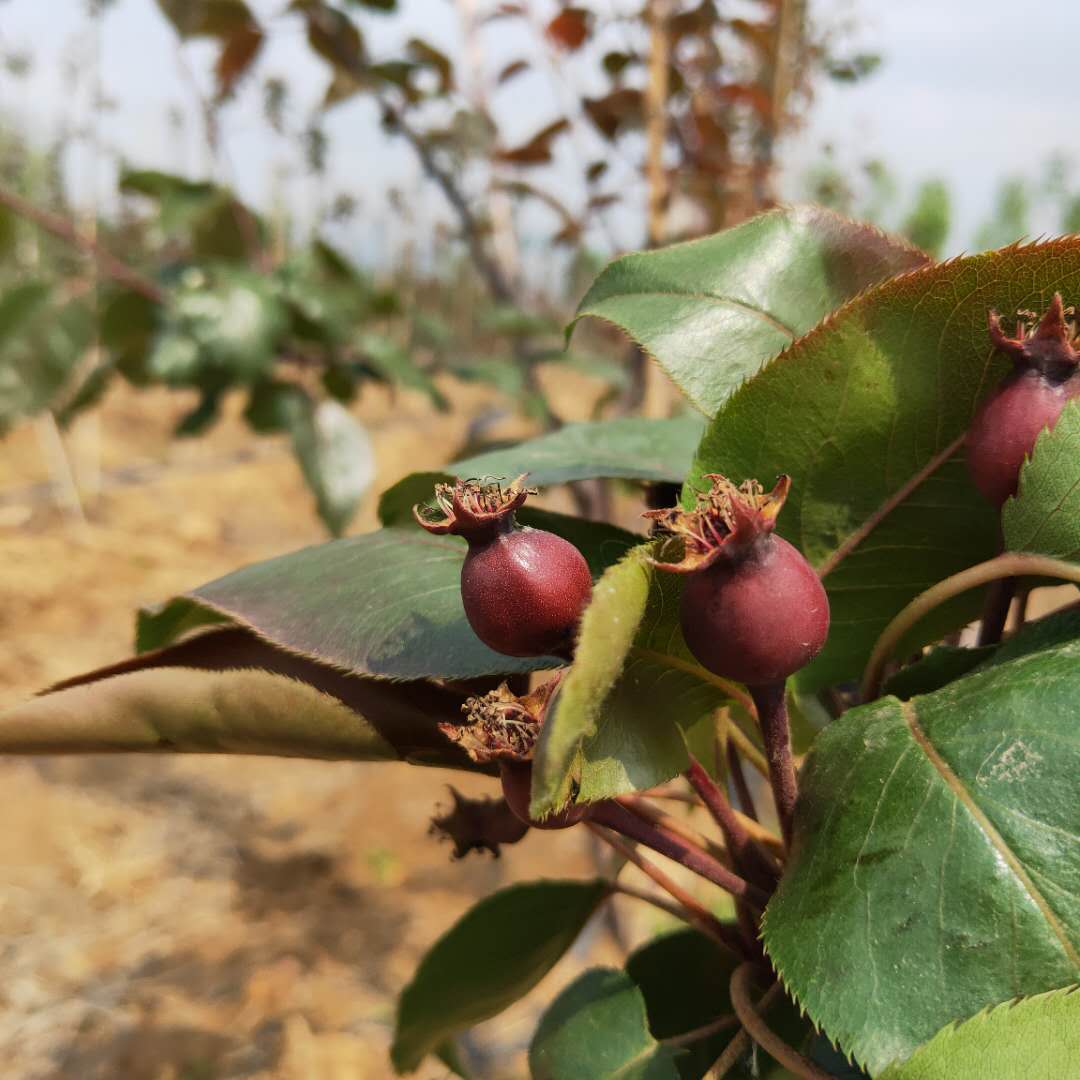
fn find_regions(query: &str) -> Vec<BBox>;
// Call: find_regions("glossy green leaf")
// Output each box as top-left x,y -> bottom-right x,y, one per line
763,637 -> 1080,1075
529,968 -> 682,1080
881,645 -> 995,701
878,986 -> 1080,1080
136,515 -> 630,680
627,930 -> 739,1079
288,397 -> 375,536
572,205 -> 927,416
532,545 -> 728,816
1003,399 -> 1080,560
392,880 -> 609,1073
691,243 -> 1080,689
986,605 -> 1080,667
378,416 -> 704,526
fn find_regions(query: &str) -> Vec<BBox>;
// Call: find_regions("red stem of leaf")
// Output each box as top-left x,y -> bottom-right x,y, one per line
685,756 -> 779,890
590,801 -> 768,908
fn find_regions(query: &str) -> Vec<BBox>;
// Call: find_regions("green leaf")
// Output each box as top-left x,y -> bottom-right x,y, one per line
119,168 -> 223,233
287,397 -> 375,536
627,930 -> 739,1079
881,645 -> 995,701
691,243 -> 1080,689
101,288 -> 161,385
391,880 -> 609,1073
3,625 -> 486,768
878,986 -> 1080,1080
136,515 -> 630,680
529,968 -> 682,1080
987,605 -> 1080,667
165,267 -> 287,383
55,360 -> 115,428
243,378 -> 309,433
532,545 -> 729,816
572,205 -> 927,416
0,286 -> 94,432
154,0 -> 256,38
1003,399 -> 1080,560
0,663 -> 396,760
359,331 -> 448,410
378,416 -> 705,526
136,597 -> 232,653
762,637 -> 1080,1075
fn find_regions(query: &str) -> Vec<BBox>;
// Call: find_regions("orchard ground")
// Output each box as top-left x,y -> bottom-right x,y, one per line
0,370 -> 670,1080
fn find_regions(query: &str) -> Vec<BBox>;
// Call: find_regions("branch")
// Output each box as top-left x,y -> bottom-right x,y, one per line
0,184 -> 164,303
861,552 -> 1080,699
381,102 -> 515,305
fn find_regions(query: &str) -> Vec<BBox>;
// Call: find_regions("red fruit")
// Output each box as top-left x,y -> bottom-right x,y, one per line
499,761 -> 589,830
647,474 -> 829,685
966,294 -> 1080,506
414,475 -> 592,658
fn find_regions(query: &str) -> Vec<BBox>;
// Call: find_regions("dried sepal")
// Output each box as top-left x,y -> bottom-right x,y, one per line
988,292 -> 1080,381
412,474 -> 535,539
428,787 -> 529,859
440,677 -> 560,764
645,473 -> 791,573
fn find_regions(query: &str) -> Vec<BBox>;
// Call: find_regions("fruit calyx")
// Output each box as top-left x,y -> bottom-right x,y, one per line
413,474 -> 535,542
440,677 -> 560,764
645,473 -> 791,573
988,293 -> 1080,383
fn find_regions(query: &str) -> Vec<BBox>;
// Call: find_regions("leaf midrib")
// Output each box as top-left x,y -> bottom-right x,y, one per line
902,699 -> 1080,968
588,288 -> 798,340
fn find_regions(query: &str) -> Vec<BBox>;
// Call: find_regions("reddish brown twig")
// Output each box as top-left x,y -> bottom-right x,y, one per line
0,183 -> 164,303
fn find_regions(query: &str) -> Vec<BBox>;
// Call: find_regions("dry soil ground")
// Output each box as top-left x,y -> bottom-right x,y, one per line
0,373 -> 673,1080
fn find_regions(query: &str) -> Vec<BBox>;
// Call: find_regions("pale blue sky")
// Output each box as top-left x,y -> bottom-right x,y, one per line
0,0 -> 1076,262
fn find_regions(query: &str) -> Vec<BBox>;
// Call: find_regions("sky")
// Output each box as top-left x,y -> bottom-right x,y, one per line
0,0 -> 1078,263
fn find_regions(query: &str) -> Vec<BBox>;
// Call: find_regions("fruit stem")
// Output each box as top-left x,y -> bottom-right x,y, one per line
587,823 -> 748,958
747,681 -> 798,850
862,552 -> 1080,700
728,964 -> 832,1080
590,801 -> 769,908
976,575 -> 1017,646
725,738 -> 759,821
684,757 -> 780,889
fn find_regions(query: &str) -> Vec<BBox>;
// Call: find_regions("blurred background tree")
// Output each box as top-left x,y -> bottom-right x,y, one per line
4,0 -> 1080,535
